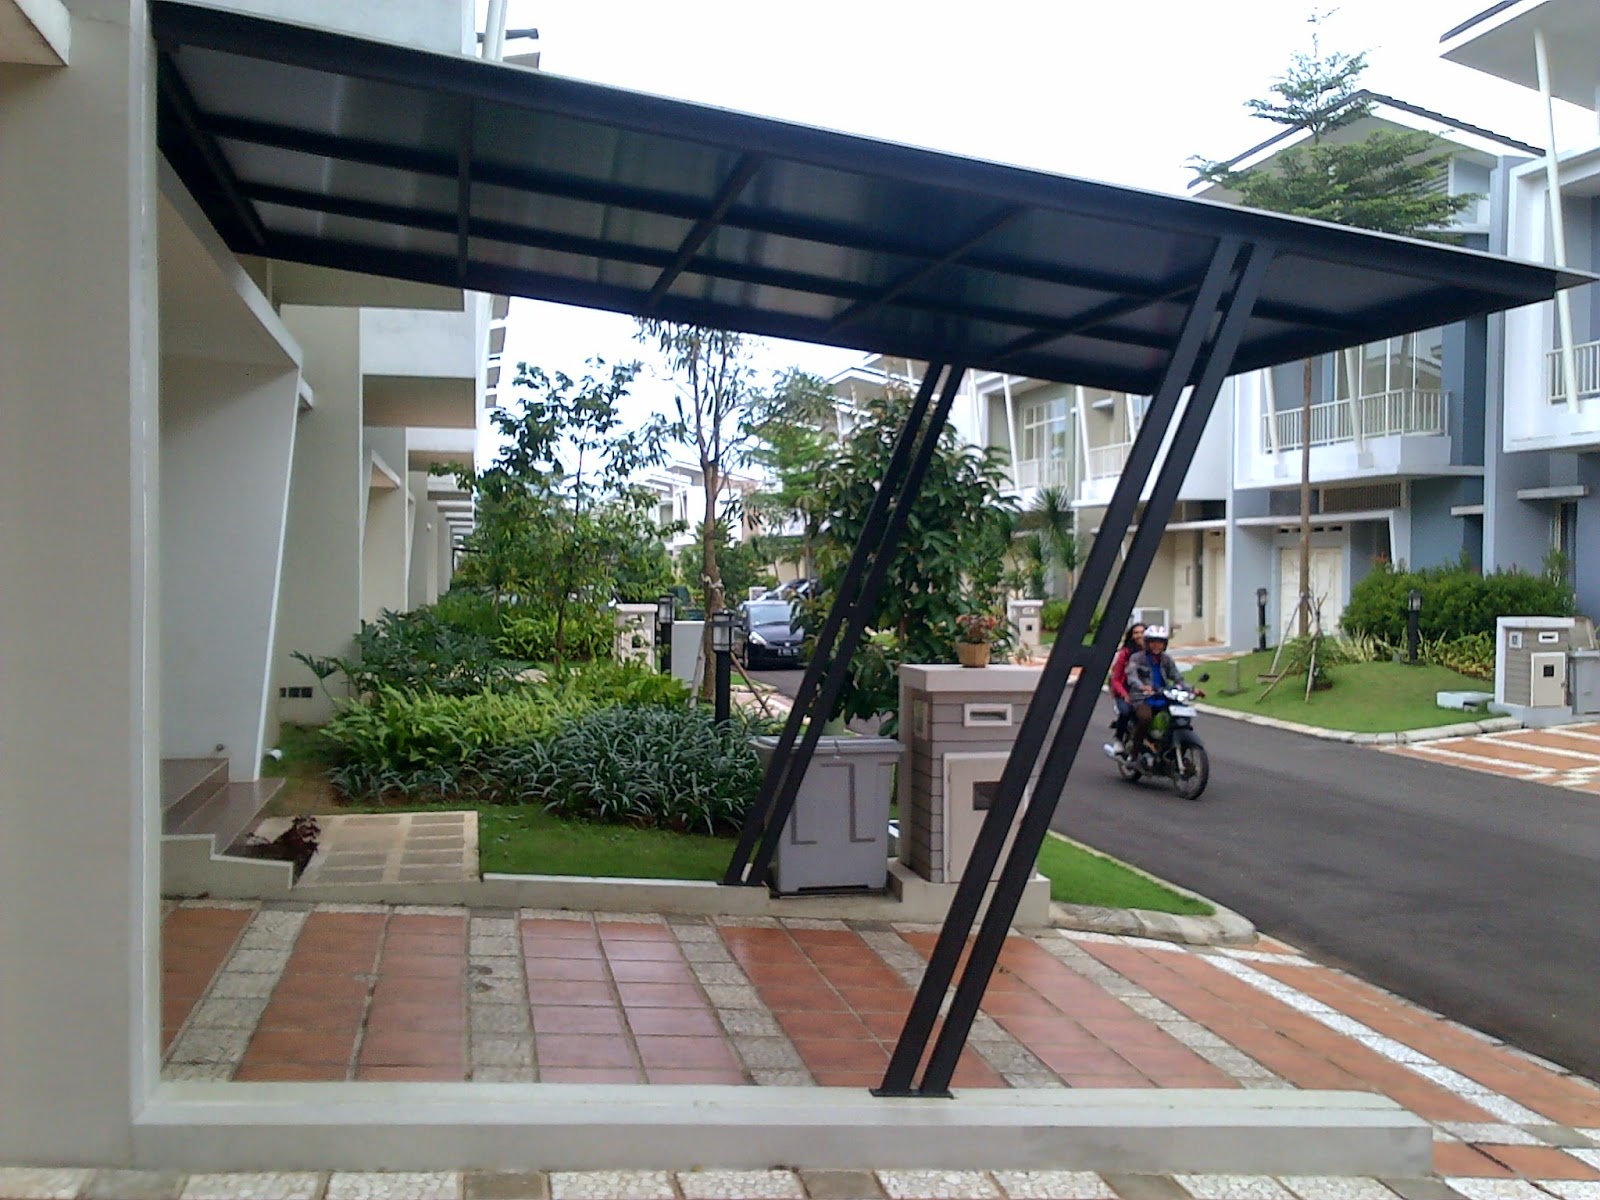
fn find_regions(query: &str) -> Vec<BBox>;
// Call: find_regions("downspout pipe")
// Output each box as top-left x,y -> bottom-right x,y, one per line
484,0 -> 508,60
1534,25 -> 1582,414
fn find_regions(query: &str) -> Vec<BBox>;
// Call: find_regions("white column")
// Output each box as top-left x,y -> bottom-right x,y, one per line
273,308 -> 365,726
1534,25 -> 1582,413
409,472 -> 443,609
0,2 -> 157,1163
161,359 -> 299,778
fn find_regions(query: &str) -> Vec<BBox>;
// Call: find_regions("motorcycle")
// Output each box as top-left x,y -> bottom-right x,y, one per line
1103,674 -> 1210,801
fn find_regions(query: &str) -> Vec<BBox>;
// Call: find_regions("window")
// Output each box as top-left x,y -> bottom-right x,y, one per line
1336,328 -> 1444,399
1017,394 -> 1072,487
1555,503 -> 1578,586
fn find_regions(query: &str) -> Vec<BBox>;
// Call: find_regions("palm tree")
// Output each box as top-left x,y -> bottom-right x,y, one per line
1018,485 -> 1081,597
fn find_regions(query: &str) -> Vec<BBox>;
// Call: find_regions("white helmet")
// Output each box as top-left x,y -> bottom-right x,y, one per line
1143,625 -> 1170,642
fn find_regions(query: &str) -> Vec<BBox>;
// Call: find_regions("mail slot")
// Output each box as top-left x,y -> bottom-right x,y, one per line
963,702 -> 1013,727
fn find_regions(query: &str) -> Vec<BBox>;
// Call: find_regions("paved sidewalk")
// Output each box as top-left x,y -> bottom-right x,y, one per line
160,901 -> 1600,1185
1385,723 -> 1600,792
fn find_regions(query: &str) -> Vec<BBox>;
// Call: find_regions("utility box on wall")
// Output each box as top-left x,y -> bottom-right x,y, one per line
1007,600 -> 1044,657
1494,616 -> 1595,726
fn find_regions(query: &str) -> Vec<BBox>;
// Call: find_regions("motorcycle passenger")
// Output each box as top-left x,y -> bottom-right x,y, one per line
1123,625 -> 1193,758
1106,622 -> 1145,751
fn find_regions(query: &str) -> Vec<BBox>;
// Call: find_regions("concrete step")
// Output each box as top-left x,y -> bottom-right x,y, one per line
167,777 -> 284,852
160,757 -> 229,834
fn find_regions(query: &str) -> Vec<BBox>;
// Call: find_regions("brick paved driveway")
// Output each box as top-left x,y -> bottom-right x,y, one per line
1386,724 -> 1600,793
162,902 -> 1600,1185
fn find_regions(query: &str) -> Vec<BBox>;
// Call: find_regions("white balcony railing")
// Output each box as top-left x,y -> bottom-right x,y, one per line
1013,456 -> 1071,490
1263,390 -> 1447,452
1085,441 -> 1131,481
1547,340 -> 1600,404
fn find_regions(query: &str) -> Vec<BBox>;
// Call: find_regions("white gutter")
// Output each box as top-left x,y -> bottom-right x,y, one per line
1001,375 -> 1019,481
1074,386 -> 1090,494
483,0 -> 508,60
1262,368 -> 1280,456
1345,347 -> 1364,449
1534,25 -> 1582,414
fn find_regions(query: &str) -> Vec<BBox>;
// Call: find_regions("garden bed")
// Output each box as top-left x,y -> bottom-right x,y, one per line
1203,651 -> 1490,733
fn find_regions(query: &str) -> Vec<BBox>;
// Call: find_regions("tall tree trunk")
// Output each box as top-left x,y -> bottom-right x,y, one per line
1298,358 -> 1313,640
698,468 -> 724,701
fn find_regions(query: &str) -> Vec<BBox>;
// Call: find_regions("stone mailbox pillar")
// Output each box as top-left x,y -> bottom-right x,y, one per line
614,603 -> 657,667
898,664 -> 1047,884
1008,599 -> 1044,656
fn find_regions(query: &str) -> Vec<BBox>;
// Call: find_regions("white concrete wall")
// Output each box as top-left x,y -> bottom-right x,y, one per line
363,427 -> 411,621
273,308 -> 365,727
160,358 -> 299,778
0,0 -> 158,1162
361,306 -> 481,380
409,471 -> 444,608
204,0 -> 472,53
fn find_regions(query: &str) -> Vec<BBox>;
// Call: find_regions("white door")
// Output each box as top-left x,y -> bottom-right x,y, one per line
1204,535 -> 1227,643
1279,546 -> 1346,636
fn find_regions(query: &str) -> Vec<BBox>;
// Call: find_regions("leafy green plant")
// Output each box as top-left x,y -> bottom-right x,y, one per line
296,605 -> 529,700
497,609 -> 612,664
531,707 -> 774,834
1041,598 -> 1070,632
1344,560 -> 1573,644
1419,631 -> 1495,680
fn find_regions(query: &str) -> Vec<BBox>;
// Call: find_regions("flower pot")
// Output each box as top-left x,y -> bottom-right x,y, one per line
956,641 -> 991,668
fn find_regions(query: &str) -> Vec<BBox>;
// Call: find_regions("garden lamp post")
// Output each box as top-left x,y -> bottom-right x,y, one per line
711,608 -> 735,725
655,593 -> 675,677
1407,588 -> 1423,665
1255,587 -> 1269,653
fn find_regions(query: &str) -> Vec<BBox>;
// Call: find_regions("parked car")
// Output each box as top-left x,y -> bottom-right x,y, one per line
735,599 -> 807,669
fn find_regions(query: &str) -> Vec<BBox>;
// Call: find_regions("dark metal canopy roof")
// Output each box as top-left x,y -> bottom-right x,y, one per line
152,1 -> 1588,395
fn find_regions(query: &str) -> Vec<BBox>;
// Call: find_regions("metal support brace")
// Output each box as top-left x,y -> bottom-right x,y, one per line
724,364 -> 954,886
879,238 -> 1272,1096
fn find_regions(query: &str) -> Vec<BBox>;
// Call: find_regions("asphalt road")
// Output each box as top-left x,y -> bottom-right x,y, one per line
746,665 -> 1600,1079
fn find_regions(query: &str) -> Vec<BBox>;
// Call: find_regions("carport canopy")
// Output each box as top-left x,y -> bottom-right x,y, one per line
152,0 -> 1588,397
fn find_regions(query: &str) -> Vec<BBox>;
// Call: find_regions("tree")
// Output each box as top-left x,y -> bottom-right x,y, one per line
1016,485 -> 1081,598
453,359 -> 665,667
744,368 -> 840,579
807,388 -> 1017,730
1192,15 -> 1473,639
637,321 -> 758,696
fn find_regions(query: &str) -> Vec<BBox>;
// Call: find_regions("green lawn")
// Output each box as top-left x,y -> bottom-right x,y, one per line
1200,650 -> 1489,732
1036,834 -> 1212,915
479,806 -> 735,879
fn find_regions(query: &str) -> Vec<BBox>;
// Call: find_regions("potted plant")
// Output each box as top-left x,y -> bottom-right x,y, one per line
955,612 -> 1000,668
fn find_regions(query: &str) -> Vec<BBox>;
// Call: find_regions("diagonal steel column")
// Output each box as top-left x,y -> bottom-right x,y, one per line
723,364 -> 949,886
744,365 -> 970,890
877,236 -> 1254,1095
915,241 -> 1274,1096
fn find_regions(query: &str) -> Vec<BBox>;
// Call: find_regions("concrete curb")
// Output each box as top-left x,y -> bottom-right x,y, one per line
1193,702 -> 1521,745
1045,832 -> 1256,947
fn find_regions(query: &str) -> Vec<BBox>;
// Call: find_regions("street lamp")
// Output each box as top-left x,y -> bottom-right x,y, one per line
655,593 -> 675,677
1407,588 -> 1423,665
711,608 -> 736,725
1255,587 -> 1269,653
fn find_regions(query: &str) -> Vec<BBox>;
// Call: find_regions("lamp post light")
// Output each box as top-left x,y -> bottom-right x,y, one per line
1255,587 -> 1269,653
655,593 -> 675,677
1407,588 -> 1423,665
711,608 -> 735,725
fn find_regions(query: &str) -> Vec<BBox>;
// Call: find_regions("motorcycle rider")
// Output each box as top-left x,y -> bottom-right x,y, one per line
1122,625 -> 1199,763
1105,622 -> 1145,753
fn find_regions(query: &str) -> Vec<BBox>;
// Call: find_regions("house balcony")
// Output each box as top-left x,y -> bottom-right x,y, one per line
1262,389 -> 1447,452
1073,441 -> 1132,508
1236,384 -> 1463,490
1547,340 -> 1600,405
1012,456 -> 1072,492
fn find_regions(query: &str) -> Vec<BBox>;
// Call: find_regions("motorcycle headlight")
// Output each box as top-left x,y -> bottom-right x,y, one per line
749,631 -> 768,646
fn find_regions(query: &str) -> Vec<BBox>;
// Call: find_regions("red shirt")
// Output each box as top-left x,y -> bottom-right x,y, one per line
1110,645 -> 1133,701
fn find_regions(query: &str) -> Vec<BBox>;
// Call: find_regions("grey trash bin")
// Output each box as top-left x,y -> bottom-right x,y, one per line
749,734 -> 904,894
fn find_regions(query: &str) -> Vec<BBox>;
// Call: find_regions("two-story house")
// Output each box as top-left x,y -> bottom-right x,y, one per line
1442,0 -> 1600,616
1199,94 -> 1542,635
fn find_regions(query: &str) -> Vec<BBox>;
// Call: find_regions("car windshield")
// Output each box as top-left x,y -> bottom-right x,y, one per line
746,602 -> 793,626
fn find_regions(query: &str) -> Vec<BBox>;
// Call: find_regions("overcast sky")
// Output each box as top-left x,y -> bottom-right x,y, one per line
478,0 -> 1595,434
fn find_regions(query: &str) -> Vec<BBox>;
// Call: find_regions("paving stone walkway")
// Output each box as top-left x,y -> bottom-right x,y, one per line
1384,724 -> 1600,793
12,1166 -> 1595,1200
278,812 -> 479,888
157,900 -> 1600,1187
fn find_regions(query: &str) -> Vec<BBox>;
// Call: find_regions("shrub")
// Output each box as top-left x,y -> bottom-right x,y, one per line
1420,631 -> 1495,680
1344,561 -> 1572,644
297,605 -> 528,698
529,707 -> 772,834
322,687 -> 557,778
1041,598 -> 1069,632
497,608 -> 613,664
